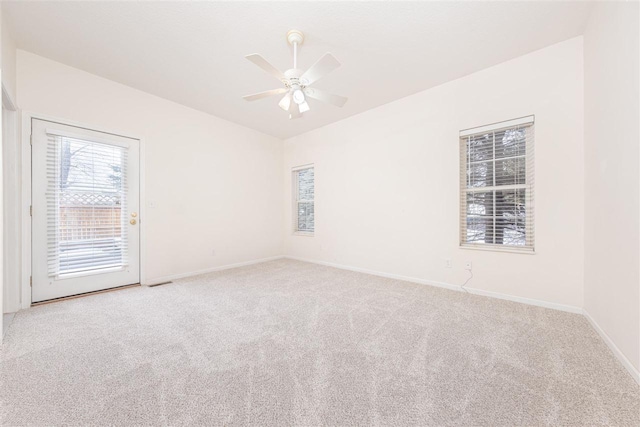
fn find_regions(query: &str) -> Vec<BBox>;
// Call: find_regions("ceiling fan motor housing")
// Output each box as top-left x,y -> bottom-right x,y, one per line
284,68 -> 306,88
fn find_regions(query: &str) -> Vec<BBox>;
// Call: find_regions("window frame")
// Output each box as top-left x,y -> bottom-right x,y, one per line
292,164 -> 315,236
459,116 -> 535,254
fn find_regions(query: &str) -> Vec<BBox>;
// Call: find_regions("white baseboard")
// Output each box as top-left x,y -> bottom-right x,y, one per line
143,255 -> 285,286
284,256 -> 583,314
468,286 -> 583,314
583,309 -> 640,385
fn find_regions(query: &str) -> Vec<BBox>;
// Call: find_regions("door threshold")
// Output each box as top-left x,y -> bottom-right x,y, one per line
31,283 -> 141,306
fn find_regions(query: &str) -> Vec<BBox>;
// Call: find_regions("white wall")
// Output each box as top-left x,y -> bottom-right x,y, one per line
0,6 -> 5,335
17,50 -> 284,286
1,8 -> 19,314
1,11 -> 16,102
583,1 -> 640,376
284,37 -> 585,310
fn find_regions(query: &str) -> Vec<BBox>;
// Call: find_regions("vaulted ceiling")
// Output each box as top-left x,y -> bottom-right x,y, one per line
4,1 -> 593,139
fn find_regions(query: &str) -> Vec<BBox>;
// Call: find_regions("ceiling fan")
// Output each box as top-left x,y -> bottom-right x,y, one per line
243,29 -> 347,119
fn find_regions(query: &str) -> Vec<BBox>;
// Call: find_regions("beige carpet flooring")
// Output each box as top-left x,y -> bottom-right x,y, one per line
1,259 -> 638,426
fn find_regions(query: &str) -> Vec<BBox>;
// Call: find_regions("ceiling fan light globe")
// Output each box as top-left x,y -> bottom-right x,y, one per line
298,101 -> 310,113
278,93 -> 292,111
292,89 -> 306,104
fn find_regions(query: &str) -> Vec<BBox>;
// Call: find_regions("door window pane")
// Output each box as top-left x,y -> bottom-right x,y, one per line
50,136 -> 128,275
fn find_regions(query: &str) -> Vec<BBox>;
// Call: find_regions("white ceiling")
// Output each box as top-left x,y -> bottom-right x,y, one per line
4,1 -> 593,139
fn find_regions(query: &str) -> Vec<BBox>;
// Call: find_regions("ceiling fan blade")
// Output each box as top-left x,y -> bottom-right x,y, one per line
303,88 -> 347,107
278,92 -> 292,111
289,103 -> 302,120
245,54 -> 286,82
300,53 -> 341,85
243,88 -> 288,102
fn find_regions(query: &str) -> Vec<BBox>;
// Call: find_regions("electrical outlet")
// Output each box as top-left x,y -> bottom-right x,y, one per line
465,261 -> 472,270
444,259 -> 452,268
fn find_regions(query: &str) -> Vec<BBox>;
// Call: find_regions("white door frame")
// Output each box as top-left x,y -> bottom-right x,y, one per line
21,111 -> 147,308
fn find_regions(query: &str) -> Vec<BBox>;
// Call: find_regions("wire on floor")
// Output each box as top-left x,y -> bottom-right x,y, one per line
460,269 -> 473,294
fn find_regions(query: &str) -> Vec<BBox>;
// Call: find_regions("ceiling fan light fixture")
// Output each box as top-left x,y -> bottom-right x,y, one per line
292,88 -> 305,104
298,100 -> 310,113
278,93 -> 292,111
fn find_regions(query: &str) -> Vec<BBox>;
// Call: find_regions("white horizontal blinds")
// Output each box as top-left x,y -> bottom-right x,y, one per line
460,117 -> 535,251
46,132 -> 129,276
294,166 -> 314,233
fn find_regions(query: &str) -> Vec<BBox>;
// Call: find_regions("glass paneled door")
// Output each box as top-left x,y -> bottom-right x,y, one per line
31,119 -> 140,302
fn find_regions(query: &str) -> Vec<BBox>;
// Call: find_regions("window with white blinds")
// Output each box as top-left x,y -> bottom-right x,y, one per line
293,165 -> 314,234
460,116 -> 534,252
46,131 -> 129,276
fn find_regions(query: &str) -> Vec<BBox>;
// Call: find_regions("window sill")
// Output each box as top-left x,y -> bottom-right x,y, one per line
459,244 -> 535,255
293,231 -> 314,237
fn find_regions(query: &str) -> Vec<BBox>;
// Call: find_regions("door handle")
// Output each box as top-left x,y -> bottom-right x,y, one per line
130,219 -> 137,225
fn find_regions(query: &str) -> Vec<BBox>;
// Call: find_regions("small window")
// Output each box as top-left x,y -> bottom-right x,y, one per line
460,116 -> 534,252
293,165 -> 314,234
